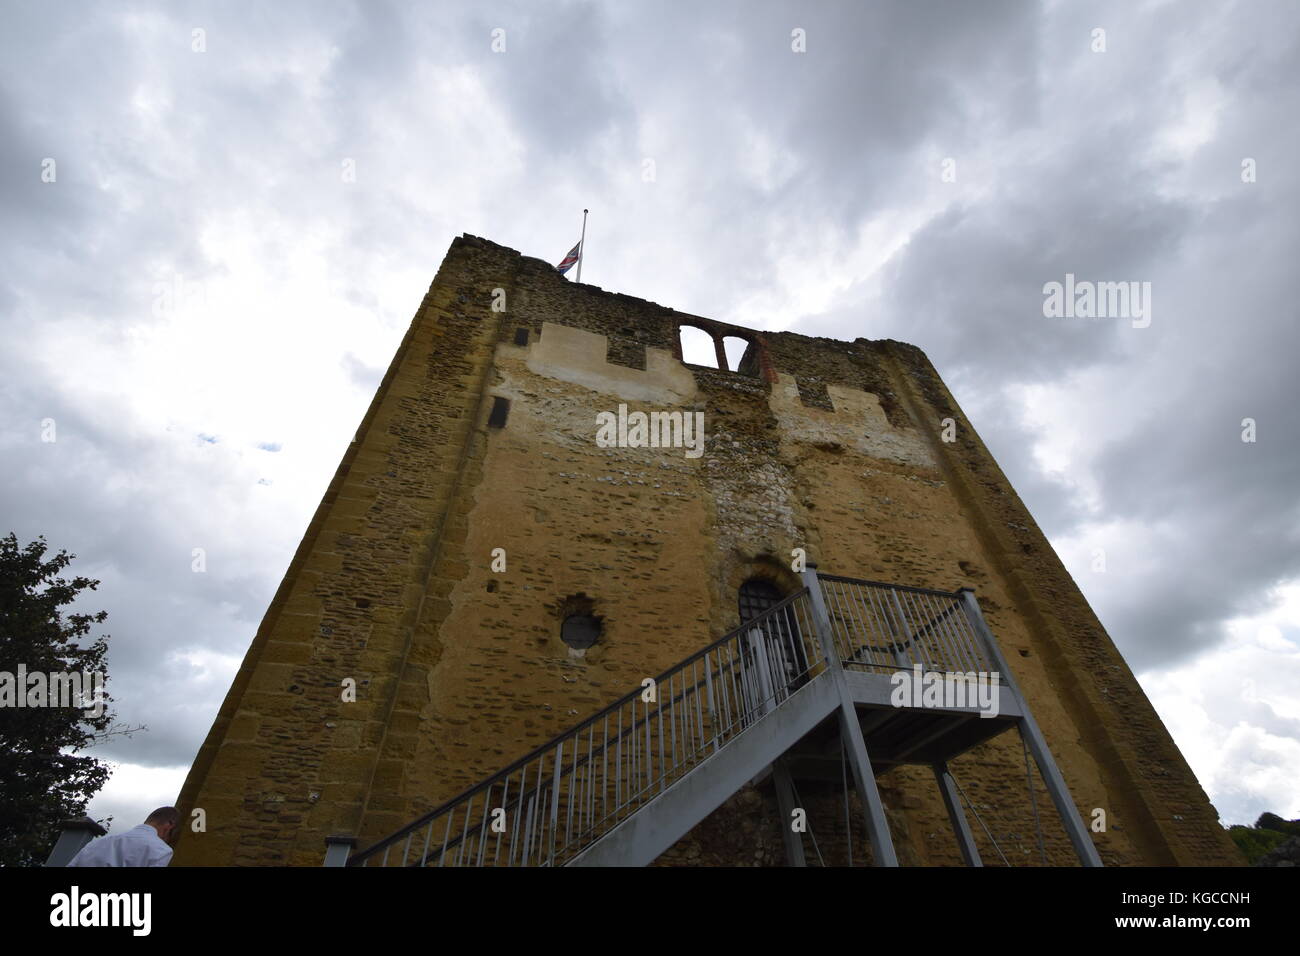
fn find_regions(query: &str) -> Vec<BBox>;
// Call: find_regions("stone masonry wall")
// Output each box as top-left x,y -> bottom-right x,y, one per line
172,235 -> 1243,867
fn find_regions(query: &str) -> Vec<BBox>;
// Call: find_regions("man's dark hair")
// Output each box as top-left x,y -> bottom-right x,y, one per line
145,806 -> 180,827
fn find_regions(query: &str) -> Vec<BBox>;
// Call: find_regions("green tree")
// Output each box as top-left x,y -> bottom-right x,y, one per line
0,533 -> 116,866
1227,812 -> 1300,864
1255,812 -> 1300,838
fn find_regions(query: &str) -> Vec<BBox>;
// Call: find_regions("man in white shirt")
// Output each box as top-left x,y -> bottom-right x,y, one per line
66,807 -> 178,867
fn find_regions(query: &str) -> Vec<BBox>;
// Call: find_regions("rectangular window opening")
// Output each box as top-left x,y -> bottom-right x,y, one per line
487,396 -> 510,429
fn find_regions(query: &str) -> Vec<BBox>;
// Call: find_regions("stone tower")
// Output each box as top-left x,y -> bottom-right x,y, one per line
172,234 -> 1242,866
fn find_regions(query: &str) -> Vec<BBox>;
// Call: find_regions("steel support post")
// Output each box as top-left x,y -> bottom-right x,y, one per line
801,564 -> 899,867
748,627 -> 776,717
957,588 -> 1103,867
933,762 -> 982,866
323,834 -> 357,867
43,817 -> 107,867
771,758 -> 808,867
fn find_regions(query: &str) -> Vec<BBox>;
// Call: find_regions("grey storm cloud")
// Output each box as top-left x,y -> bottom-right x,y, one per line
2,0 -> 1297,829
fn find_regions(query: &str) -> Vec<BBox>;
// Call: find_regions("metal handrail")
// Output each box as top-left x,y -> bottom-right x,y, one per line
424,670 -> 723,862
814,572 -> 960,598
817,575 -> 998,678
347,572 -> 1006,867
349,588 -> 823,866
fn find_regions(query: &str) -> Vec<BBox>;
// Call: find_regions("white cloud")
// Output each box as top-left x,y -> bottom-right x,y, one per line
84,762 -> 190,835
3,0 -> 1296,851
1142,583 -> 1300,824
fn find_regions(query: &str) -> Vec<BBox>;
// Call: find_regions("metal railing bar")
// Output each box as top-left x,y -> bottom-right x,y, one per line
837,577 -> 877,667
936,593 -> 983,673
899,589 -> 936,669
350,587 -> 858,866
475,783 -> 491,867
848,579 -> 895,668
815,572 -> 959,598
657,689 -> 666,794
350,590 -> 813,864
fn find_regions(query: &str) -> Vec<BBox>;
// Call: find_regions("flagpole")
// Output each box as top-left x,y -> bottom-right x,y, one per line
576,208 -> 588,283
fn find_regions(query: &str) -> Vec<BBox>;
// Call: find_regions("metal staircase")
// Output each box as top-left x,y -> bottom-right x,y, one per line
341,566 -> 1102,867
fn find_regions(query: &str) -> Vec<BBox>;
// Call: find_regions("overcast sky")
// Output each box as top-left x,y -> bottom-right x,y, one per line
2,0 -> 1297,842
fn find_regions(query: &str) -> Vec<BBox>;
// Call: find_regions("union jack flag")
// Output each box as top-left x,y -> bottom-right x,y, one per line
556,241 -> 581,275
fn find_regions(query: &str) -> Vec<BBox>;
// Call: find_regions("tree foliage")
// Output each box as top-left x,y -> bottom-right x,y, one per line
1227,812 -> 1300,864
0,532 -> 116,866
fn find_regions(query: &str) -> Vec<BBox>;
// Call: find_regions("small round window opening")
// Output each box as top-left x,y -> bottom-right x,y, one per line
561,613 -> 602,650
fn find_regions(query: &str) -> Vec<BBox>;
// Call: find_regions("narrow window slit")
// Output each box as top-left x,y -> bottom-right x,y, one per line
488,396 -> 510,428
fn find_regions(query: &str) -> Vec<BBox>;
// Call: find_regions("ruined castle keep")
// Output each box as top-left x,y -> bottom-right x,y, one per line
173,234 -> 1242,867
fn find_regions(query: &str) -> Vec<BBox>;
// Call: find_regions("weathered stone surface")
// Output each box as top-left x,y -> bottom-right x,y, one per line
171,234 -> 1243,867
